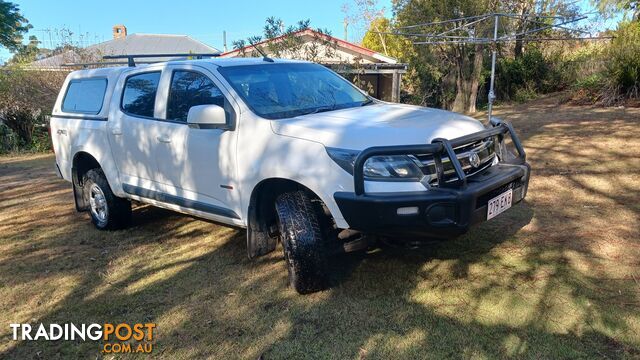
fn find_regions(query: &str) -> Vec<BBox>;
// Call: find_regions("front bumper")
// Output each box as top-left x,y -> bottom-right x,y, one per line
333,120 -> 530,238
335,163 -> 530,238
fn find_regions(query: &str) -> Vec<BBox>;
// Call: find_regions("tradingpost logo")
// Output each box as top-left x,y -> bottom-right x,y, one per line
10,323 -> 156,354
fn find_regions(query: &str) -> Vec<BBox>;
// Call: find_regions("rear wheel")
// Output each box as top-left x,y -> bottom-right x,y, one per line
83,169 -> 131,230
275,190 -> 329,294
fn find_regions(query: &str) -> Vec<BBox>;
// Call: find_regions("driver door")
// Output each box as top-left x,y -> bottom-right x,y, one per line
153,65 -> 240,218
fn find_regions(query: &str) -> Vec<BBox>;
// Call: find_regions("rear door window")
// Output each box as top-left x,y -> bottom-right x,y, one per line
121,72 -> 161,118
62,78 -> 107,114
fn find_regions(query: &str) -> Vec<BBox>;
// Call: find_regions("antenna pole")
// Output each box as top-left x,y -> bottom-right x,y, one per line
487,13 -> 499,122
223,31 -> 228,52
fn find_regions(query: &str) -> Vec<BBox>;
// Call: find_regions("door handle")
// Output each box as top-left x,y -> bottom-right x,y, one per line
157,136 -> 171,143
111,127 -> 122,135
56,129 -> 67,135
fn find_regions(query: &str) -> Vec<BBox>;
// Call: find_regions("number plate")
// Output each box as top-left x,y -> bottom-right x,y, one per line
487,189 -> 513,220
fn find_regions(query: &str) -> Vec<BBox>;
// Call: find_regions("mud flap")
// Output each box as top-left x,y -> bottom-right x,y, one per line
246,214 -> 277,259
72,167 -> 88,212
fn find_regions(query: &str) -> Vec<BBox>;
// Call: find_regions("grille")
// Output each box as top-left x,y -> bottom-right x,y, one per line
415,137 -> 497,186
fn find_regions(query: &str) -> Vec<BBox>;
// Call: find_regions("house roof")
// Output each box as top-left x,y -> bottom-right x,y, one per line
30,33 -> 219,68
220,29 -> 398,64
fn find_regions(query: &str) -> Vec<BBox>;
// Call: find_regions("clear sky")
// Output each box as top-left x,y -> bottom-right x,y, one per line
2,0 -> 619,63
1,0 -> 393,62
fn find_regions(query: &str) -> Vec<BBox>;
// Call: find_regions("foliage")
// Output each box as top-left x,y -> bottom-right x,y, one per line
393,0 -> 492,112
342,0 -> 387,49
362,17 -> 411,60
605,21 -> 640,98
232,18 -> 339,63
570,73 -> 607,104
0,0 -> 31,52
0,67 -> 66,152
566,22 -> 640,105
0,122 -> 20,153
8,35 -> 41,64
593,0 -> 639,20
496,48 -> 567,102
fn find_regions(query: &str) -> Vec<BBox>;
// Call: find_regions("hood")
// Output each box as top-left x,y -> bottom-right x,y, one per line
270,103 -> 486,150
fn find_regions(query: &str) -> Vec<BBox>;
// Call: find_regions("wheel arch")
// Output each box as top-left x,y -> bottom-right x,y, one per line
246,177 -> 328,259
71,151 -> 104,211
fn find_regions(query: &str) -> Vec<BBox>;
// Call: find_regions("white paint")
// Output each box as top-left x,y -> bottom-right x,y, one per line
51,58 -> 488,232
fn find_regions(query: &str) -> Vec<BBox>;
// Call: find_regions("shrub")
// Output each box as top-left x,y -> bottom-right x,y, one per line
570,73 -> 607,105
513,87 -> 538,103
0,67 -> 66,153
0,123 -> 22,154
605,21 -> 640,99
496,48 -> 565,101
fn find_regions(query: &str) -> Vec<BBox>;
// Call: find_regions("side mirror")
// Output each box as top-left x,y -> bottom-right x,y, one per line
187,104 -> 227,129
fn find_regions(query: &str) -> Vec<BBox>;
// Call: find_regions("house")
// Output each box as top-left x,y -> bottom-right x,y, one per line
220,29 -> 407,102
29,25 -> 219,69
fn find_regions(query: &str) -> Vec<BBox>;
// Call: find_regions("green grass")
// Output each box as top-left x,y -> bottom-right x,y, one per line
1,98 -> 639,359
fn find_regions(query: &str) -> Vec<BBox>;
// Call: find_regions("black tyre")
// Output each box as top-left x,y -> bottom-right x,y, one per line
275,190 -> 329,294
83,169 -> 131,230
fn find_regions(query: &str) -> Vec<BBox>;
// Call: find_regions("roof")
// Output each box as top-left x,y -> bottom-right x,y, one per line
220,29 -> 398,64
30,33 -> 219,68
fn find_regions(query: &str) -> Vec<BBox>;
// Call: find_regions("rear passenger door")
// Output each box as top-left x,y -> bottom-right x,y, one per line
108,67 -> 165,190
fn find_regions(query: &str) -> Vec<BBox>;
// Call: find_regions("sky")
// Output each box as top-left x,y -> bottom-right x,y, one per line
1,0 -> 393,62
2,0 -> 621,63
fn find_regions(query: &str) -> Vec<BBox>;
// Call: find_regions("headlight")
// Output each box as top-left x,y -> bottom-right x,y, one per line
326,148 -> 423,181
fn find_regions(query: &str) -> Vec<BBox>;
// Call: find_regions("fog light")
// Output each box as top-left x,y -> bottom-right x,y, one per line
397,206 -> 419,216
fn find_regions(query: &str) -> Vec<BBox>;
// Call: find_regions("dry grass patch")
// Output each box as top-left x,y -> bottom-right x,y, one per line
0,97 -> 639,358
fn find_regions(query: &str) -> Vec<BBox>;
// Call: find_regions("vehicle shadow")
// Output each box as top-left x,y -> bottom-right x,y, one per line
328,200 -> 535,289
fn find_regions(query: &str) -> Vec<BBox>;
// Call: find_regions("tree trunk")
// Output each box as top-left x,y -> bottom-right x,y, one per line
514,6 -> 530,58
373,24 -> 388,56
452,72 -> 467,112
451,46 -> 467,113
514,36 -> 524,58
466,44 -> 484,113
452,44 -> 484,114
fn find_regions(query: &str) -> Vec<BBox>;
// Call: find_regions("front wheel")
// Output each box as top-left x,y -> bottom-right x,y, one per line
83,169 -> 131,230
275,190 -> 329,294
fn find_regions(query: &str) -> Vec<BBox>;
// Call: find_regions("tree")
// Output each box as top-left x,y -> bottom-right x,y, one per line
593,0 -> 639,20
232,17 -> 339,62
394,0 -> 493,113
502,0 -> 581,58
0,1 -> 31,52
8,35 -> 40,64
362,17 -> 411,59
343,0 -> 389,53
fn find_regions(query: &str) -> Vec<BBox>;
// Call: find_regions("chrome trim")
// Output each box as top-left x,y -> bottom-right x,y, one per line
419,137 -> 496,185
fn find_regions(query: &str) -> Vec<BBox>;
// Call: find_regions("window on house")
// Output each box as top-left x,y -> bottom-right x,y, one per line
62,78 -> 108,114
121,72 -> 161,118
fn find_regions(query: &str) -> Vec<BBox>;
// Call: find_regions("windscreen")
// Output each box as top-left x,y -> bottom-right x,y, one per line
218,63 -> 370,119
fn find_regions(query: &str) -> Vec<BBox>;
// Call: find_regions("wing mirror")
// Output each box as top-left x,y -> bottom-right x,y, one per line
187,104 -> 228,129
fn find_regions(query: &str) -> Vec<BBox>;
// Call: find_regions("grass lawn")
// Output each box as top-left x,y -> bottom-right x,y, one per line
1,97 -> 639,359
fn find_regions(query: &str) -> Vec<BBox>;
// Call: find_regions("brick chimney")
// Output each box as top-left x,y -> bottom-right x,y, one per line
112,24 -> 127,40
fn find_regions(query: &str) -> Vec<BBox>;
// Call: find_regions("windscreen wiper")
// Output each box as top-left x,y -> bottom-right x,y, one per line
360,99 -> 374,106
300,105 -> 336,116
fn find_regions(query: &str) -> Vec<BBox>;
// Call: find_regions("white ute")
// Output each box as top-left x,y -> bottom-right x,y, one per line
51,57 -> 530,294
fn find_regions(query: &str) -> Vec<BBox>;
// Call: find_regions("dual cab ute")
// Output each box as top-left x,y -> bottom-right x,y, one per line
51,57 -> 530,294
